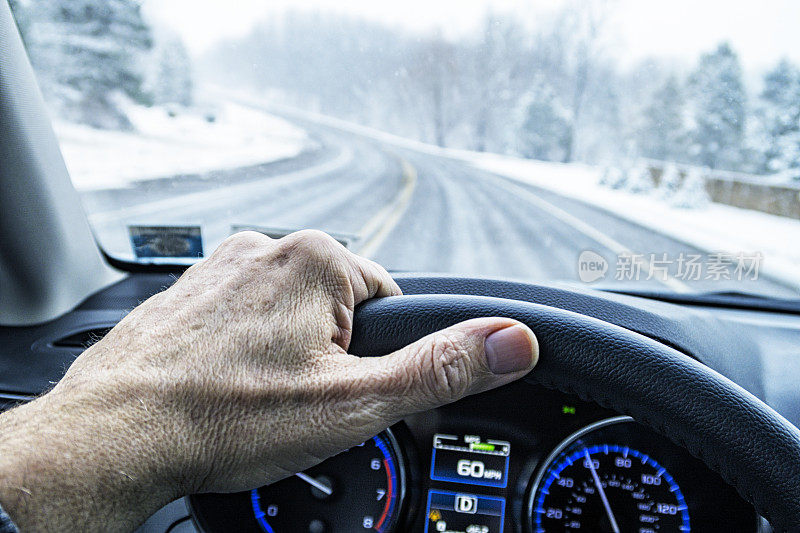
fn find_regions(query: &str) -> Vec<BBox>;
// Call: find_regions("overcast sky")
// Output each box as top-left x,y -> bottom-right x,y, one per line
144,0 -> 800,72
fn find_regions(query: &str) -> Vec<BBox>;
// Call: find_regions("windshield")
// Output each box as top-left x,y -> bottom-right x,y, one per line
10,0 -> 800,298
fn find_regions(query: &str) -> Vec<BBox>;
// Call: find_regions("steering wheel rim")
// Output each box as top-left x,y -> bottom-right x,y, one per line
350,294 -> 800,531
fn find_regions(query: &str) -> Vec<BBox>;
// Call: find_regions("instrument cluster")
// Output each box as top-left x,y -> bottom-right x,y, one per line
189,381 -> 758,532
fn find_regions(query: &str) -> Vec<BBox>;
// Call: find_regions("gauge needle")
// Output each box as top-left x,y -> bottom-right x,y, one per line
583,449 -> 620,533
295,472 -> 333,496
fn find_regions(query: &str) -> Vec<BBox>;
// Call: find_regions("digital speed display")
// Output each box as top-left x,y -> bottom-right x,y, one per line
431,434 -> 511,488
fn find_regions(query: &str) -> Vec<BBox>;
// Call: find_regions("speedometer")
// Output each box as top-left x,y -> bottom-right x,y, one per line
527,417 -> 690,532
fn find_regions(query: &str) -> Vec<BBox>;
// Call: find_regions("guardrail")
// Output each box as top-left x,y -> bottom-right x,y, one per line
645,163 -> 800,220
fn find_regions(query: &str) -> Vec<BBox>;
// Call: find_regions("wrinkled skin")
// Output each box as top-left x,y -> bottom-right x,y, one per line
0,230 -> 538,532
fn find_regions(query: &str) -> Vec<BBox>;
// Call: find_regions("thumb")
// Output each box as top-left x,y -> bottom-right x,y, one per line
366,317 -> 538,419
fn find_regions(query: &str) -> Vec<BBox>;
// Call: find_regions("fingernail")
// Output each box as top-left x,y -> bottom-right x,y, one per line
484,325 -> 538,374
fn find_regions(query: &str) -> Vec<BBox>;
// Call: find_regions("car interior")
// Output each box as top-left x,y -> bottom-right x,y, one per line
1,1 -> 800,532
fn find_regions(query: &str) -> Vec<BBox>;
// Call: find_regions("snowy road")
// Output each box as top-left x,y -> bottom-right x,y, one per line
81,116 -> 795,297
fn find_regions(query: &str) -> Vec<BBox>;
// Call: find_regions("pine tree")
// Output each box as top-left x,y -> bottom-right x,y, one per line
638,75 -> 688,162
688,43 -> 747,170
755,59 -> 800,174
26,0 -> 153,129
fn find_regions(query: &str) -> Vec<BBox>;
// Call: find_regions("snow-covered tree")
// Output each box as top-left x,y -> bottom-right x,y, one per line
520,81 -> 571,161
598,165 -> 628,190
688,43 -> 747,170
26,0 -> 153,129
638,75 -> 688,161
657,164 -> 683,199
671,168 -> 710,209
626,165 -> 655,194
147,32 -> 193,107
754,59 -> 800,174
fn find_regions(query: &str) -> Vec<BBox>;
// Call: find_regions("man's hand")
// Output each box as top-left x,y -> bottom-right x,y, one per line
0,230 -> 538,532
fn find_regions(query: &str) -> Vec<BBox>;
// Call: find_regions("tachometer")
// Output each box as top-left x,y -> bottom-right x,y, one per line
528,417 -> 690,532
190,429 -> 407,533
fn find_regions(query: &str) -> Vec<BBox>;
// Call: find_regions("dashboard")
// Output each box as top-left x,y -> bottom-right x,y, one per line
187,383 -> 756,532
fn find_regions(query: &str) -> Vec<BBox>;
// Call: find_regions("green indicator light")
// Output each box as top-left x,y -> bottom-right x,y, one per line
470,442 -> 495,452
562,405 -> 577,415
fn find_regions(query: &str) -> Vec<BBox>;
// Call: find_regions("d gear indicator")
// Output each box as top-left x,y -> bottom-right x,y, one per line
425,490 -> 505,533
431,434 -> 511,488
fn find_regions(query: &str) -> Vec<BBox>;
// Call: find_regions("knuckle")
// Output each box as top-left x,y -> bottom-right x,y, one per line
288,229 -> 337,246
220,231 -> 270,251
418,331 -> 473,403
279,230 -> 343,264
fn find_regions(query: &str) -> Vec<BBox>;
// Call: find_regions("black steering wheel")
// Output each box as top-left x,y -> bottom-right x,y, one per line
350,294 -> 800,532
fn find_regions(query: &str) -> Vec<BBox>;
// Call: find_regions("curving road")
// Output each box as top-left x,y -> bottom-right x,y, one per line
81,112 -> 795,297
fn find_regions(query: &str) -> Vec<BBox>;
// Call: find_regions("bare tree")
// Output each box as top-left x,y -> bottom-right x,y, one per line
465,14 -> 531,152
532,0 -> 613,162
404,33 -> 461,147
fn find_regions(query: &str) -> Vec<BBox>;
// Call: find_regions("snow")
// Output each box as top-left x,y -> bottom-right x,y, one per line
466,153 -> 800,291
185,94 -> 800,292
54,102 -> 310,190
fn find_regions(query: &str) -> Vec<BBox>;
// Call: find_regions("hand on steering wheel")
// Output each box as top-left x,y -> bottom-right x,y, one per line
0,230 -> 538,532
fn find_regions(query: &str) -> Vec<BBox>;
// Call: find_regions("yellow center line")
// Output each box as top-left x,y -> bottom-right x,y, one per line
354,156 -> 418,259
